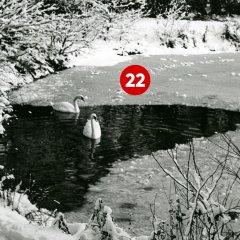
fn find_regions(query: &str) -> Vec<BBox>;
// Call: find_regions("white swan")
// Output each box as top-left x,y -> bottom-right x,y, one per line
83,113 -> 101,140
51,95 -> 85,113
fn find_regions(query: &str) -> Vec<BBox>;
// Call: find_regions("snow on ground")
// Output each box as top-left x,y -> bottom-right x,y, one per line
0,201 -> 134,240
0,206 -> 74,240
131,19 -> 236,55
69,40 -> 132,67
0,200 -> 86,240
69,18 -> 239,67
0,192 -> 38,216
0,191 -> 131,240
0,190 -> 81,240
0,193 -> 72,240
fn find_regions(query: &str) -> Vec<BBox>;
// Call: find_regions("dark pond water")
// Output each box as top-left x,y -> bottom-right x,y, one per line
1,104 -> 240,212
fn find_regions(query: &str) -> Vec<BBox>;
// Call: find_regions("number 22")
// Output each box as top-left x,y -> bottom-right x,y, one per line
125,73 -> 145,88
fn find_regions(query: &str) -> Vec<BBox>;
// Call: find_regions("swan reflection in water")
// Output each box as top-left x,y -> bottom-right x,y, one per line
53,111 -> 80,125
84,138 -> 101,160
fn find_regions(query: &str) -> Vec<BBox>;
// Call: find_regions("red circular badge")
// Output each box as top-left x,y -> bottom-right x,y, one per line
120,65 -> 151,95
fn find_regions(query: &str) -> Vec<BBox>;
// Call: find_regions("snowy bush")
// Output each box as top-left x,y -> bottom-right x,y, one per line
0,182 -> 132,240
156,21 -> 196,49
0,167 -> 33,214
89,0 -> 146,41
156,0 -> 193,48
222,20 -> 240,49
0,0 -> 96,78
0,90 -> 11,135
150,135 -> 240,240
38,0 -> 87,13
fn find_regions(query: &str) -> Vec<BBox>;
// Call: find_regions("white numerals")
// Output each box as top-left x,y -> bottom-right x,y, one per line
135,73 -> 145,87
125,73 -> 145,88
125,73 -> 135,87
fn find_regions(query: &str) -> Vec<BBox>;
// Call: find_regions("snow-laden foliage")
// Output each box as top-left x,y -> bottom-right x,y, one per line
150,137 -> 240,240
0,187 -> 131,240
156,0 -> 192,49
88,0 -> 146,41
0,0 -> 96,78
145,0 -> 189,17
0,166 -> 132,240
155,2 -> 240,51
222,19 -> 240,49
0,101 -> 11,135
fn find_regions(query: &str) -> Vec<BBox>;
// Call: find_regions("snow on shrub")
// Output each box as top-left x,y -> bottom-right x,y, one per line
0,0 -> 97,78
222,19 -> 240,49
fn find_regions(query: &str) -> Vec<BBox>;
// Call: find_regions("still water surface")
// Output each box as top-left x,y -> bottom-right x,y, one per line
1,104 -> 240,214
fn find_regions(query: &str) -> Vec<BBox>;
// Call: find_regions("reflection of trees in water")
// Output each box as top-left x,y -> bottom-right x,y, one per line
1,105 -> 240,212
199,109 -> 234,138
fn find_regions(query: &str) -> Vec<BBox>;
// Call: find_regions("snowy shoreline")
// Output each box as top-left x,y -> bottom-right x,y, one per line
69,18 -> 240,67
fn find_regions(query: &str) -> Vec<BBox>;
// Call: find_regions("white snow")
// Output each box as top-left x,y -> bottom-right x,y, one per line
68,40 -> 132,67
0,206 -> 76,240
0,192 -> 37,216
0,193 -> 133,240
69,18 -> 239,67
0,190 -> 77,240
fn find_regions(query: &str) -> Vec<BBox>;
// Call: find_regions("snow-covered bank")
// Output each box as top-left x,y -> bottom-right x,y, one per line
70,18 -> 240,67
69,41 -> 132,67
0,64 -> 35,134
0,166 -> 132,240
0,191 -> 70,240
0,206 -> 76,240
0,191 -> 134,240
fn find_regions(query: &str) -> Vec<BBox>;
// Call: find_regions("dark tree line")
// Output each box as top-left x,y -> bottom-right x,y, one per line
40,0 -> 240,18
146,0 -> 240,17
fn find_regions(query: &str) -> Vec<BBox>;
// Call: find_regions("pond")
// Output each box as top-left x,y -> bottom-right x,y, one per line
1,104 -> 240,233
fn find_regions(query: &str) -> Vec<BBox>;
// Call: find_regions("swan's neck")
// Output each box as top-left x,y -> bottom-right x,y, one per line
73,99 -> 80,113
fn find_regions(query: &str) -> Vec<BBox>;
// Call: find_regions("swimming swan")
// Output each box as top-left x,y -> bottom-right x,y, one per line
52,95 -> 85,113
83,113 -> 101,140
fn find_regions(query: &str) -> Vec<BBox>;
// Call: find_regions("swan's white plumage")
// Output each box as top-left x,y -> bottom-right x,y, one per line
52,102 -> 76,113
51,95 -> 85,113
83,114 -> 101,140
